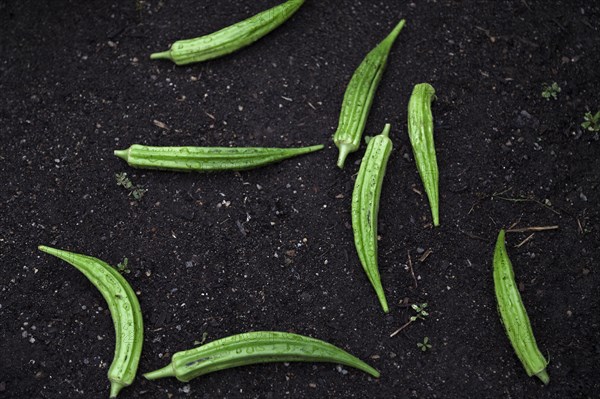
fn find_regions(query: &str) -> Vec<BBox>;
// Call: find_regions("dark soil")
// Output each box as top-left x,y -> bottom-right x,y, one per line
1,0 -> 599,398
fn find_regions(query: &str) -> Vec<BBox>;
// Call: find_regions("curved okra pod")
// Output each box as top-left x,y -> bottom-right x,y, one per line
407,83 -> 440,226
114,144 -> 324,172
493,230 -> 550,384
38,246 -> 144,398
150,0 -> 305,65
333,19 -> 405,168
144,331 -> 379,382
351,124 -> 393,313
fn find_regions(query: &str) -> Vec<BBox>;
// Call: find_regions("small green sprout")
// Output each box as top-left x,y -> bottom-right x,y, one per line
116,172 -> 147,201
194,332 -> 209,346
541,82 -> 561,100
409,303 -> 429,322
581,111 -> 600,132
417,337 -> 432,352
390,302 -> 429,337
115,257 -> 130,274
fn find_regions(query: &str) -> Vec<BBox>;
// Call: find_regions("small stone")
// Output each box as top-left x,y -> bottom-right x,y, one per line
416,247 -> 425,254
515,110 -> 539,129
336,365 -> 348,375
180,385 -> 191,394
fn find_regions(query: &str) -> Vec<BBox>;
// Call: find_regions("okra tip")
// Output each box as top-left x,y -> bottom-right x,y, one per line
364,365 -> 381,378
389,19 -> 406,41
109,381 -> 125,398
114,149 -> 129,162
143,364 -> 176,380
378,294 -> 389,314
38,245 -> 57,255
432,212 -> 439,227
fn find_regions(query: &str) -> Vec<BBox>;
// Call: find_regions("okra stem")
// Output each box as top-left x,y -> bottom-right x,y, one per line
143,364 -> 176,380
149,51 -> 170,61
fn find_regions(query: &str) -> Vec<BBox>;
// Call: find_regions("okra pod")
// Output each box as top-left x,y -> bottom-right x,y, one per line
407,83 -> 440,226
151,0 -> 305,65
493,230 -> 549,384
38,246 -> 144,398
144,331 -> 379,382
351,124 -> 393,313
114,144 -> 323,172
333,19 -> 405,168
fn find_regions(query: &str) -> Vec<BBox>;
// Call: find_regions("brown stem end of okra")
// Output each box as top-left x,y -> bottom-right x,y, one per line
114,149 -> 129,162
109,381 -> 125,398
150,50 -> 172,61
143,363 -> 177,380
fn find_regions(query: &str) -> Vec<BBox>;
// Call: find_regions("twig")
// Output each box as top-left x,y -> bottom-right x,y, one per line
506,225 -> 558,233
407,250 -> 417,289
508,218 -> 521,231
576,217 -> 584,235
515,233 -> 535,248
390,320 -> 412,338
458,228 -> 488,242
418,249 -> 432,263
493,195 -> 560,215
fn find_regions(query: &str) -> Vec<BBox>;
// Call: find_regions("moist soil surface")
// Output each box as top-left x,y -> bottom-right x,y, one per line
1,0 -> 599,398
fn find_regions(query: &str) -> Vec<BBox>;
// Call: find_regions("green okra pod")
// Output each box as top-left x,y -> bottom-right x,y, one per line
493,230 -> 549,384
38,246 -> 144,398
333,19 -> 405,168
114,144 -> 323,172
351,124 -> 393,313
151,0 -> 304,65
144,331 -> 379,382
407,83 -> 440,226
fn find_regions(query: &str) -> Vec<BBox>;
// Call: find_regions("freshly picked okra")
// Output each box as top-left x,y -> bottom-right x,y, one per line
114,144 -> 324,172
351,124 -> 394,313
38,246 -> 144,398
333,19 -> 405,168
407,83 -> 440,226
151,0 -> 305,65
144,331 -> 380,382
493,230 -> 550,384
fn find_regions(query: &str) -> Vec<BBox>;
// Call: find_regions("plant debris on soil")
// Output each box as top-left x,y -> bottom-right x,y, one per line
1,0 -> 599,398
